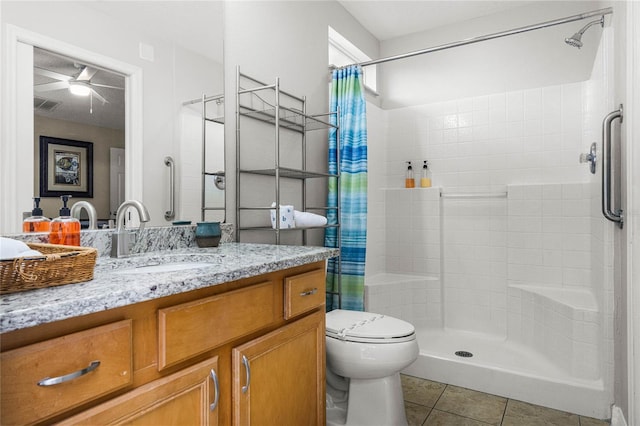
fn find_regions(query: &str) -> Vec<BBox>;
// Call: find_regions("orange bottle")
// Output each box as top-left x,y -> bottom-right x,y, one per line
405,161 -> 415,188
23,197 -> 51,233
49,195 -> 81,246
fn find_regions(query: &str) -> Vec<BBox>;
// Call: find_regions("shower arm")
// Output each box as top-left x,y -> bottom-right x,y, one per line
348,7 -> 612,68
576,17 -> 605,37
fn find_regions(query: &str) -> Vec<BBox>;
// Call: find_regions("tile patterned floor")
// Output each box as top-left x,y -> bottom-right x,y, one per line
402,375 -> 611,426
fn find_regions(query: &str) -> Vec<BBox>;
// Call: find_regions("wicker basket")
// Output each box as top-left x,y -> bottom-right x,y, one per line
0,243 -> 97,294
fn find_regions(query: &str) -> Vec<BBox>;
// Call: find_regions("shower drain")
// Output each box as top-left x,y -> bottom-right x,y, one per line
455,350 -> 473,358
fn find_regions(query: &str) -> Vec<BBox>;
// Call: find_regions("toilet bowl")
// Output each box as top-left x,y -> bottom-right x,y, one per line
325,309 -> 419,426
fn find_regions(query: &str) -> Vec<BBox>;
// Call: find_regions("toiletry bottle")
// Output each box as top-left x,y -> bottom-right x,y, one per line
49,195 -> 81,246
23,197 -> 51,233
405,161 -> 415,188
420,160 -> 432,188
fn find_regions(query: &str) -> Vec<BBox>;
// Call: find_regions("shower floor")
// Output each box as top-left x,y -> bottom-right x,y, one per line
403,326 -> 609,419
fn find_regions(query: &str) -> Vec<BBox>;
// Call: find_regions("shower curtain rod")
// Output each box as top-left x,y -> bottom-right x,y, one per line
348,7 -> 612,68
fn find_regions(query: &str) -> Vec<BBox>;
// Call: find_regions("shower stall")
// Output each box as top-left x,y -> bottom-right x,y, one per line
362,7 -> 617,420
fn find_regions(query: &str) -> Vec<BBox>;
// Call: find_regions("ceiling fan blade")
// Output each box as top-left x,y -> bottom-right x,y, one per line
34,81 -> 70,92
76,66 -> 98,82
34,66 -> 72,82
89,82 -> 124,90
90,88 -> 109,104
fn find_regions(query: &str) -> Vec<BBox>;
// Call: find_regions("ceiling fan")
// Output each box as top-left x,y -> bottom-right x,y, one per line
34,64 -> 123,105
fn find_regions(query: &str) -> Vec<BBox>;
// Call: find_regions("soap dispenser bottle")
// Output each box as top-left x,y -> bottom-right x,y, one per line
49,195 -> 81,246
405,161 -> 415,188
420,160 -> 432,188
23,197 -> 51,233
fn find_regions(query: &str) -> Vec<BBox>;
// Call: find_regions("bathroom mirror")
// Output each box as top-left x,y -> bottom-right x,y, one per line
33,47 -> 125,226
1,1 -> 224,233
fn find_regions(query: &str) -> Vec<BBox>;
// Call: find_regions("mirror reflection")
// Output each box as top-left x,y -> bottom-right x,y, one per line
34,47 -> 125,227
1,1 -> 225,234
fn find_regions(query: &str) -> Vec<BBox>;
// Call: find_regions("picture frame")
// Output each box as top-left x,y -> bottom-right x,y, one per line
39,136 -> 94,198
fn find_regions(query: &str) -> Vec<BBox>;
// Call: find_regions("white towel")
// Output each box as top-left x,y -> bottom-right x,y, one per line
294,210 -> 327,228
270,203 -> 295,229
0,237 -> 43,260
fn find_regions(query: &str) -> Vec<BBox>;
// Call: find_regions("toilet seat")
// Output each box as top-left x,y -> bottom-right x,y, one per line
326,309 -> 416,343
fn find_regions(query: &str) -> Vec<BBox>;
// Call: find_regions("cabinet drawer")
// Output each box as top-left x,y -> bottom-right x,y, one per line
0,320 -> 133,425
159,280 -> 278,370
284,268 -> 325,320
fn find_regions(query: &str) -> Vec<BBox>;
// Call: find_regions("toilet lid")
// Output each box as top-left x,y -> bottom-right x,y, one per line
326,309 -> 416,343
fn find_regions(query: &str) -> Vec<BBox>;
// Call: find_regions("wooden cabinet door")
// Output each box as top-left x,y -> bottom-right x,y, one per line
60,356 -> 220,426
232,310 -> 325,426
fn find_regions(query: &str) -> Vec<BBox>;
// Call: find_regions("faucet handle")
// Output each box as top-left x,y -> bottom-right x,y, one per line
579,142 -> 597,174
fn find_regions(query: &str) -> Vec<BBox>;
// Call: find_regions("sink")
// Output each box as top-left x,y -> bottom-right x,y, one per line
112,262 -> 215,275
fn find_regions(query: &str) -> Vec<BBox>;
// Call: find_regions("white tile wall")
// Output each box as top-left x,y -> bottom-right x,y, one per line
385,81 -> 592,191
364,274 -> 441,327
507,183 -> 592,289
442,195 -> 508,335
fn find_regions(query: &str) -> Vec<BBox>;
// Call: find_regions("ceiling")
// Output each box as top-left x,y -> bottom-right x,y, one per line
338,0 -> 536,41
34,47 -> 126,130
33,1 -> 224,131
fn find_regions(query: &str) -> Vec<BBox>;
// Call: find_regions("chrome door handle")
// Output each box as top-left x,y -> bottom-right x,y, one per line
209,369 -> 220,411
241,355 -> 250,394
37,360 -> 100,386
601,105 -> 623,228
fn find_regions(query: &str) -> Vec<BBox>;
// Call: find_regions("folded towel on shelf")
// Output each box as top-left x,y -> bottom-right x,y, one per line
294,210 -> 327,228
0,237 -> 43,260
270,203 -> 295,229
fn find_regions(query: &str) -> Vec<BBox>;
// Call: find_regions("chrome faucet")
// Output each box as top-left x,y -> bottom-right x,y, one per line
110,200 -> 151,258
70,201 -> 98,230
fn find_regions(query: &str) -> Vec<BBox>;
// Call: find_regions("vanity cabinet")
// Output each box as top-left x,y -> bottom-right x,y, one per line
0,261 -> 326,426
233,310 -> 324,426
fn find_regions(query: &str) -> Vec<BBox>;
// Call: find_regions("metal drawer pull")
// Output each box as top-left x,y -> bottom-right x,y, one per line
241,355 -> 250,394
37,360 -> 100,386
300,288 -> 318,297
209,369 -> 219,411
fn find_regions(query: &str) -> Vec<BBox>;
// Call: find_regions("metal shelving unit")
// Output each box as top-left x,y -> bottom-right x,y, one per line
183,93 -> 226,222
235,68 -> 342,307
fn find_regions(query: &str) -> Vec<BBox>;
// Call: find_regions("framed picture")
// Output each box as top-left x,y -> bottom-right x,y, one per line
39,136 -> 94,198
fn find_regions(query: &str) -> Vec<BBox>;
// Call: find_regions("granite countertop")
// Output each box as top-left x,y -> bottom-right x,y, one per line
0,243 -> 338,334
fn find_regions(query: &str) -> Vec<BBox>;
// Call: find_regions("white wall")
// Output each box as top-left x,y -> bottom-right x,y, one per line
0,1 -> 223,232
223,1 -> 378,244
378,1 -> 608,108
34,116 -> 125,220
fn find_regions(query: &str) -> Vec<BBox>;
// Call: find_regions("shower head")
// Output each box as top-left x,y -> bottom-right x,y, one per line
565,16 -> 605,49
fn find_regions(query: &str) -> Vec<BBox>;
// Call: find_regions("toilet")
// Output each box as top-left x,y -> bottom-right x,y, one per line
325,309 -> 419,426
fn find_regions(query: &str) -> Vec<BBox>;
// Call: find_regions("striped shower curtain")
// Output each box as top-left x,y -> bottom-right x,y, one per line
325,65 -> 367,311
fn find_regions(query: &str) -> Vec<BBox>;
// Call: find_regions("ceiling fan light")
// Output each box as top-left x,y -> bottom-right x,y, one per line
69,82 -> 90,96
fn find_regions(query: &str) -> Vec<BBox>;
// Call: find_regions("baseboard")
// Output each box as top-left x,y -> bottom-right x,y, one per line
611,406 -> 628,426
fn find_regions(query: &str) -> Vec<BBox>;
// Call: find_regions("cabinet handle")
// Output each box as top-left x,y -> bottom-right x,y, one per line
241,355 -> 251,394
209,369 -> 219,411
300,288 -> 318,297
37,360 -> 100,386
